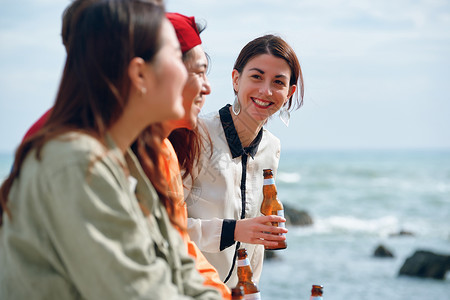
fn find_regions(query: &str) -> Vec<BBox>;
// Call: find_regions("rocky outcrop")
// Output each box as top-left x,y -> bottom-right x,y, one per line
399,250 -> 450,280
373,244 -> 394,258
283,203 -> 313,226
389,230 -> 415,237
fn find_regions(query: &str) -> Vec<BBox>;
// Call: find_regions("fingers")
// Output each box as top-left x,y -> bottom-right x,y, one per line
247,232 -> 286,247
258,215 -> 286,224
235,217 -> 287,244
261,223 -> 288,235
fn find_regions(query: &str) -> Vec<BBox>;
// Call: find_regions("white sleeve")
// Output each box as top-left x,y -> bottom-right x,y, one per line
186,217 -> 224,253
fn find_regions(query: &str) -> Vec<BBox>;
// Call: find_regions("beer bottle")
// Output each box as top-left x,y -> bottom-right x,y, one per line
231,285 -> 244,300
261,168 -> 287,250
236,248 -> 261,300
309,284 -> 323,300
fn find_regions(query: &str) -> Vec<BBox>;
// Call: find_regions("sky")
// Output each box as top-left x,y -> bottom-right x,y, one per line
1,0 -> 450,153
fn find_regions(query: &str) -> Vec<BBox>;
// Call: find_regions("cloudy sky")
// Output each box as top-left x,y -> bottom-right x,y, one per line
1,0 -> 449,153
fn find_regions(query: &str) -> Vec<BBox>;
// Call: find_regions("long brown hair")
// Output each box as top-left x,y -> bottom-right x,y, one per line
168,121 -> 211,181
0,0 -> 165,225
132,124 -> 185,229
234,34 -> 304,111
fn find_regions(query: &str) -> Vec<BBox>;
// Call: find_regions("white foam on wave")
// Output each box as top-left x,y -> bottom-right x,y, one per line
277,172 -> 301,183
293,215 -> 400,237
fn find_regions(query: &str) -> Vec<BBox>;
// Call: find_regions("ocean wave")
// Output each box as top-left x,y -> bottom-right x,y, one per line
277,172 -> 301,183
293,215 -> 400,237
291,214 -> 450,240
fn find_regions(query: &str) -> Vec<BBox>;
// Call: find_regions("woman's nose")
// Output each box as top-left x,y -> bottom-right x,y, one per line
259,82 -> 272,96
202,77 -> 211,95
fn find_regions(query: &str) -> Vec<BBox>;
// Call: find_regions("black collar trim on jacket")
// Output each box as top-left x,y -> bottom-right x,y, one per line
219,104 -> 263,159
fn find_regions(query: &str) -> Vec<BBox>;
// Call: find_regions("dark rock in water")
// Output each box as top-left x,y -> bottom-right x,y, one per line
283,203 -> 313,226
374,244 -> 394,258
389,229 -> 415,237
399,250 -> 450,280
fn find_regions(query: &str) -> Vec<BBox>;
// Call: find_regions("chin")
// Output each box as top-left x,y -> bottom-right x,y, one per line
172,108 -> 185,120
249,109 -> 272,122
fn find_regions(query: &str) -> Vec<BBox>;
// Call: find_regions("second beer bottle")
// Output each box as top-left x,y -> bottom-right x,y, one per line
236,248 -> 261,299
260,168 -> 287,250
309,284 -> 324,300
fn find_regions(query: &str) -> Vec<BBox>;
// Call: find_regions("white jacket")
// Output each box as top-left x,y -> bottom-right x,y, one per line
184,104 -> 280,288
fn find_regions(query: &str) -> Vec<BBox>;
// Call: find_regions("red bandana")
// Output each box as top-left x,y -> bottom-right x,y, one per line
166,12 -> 202,54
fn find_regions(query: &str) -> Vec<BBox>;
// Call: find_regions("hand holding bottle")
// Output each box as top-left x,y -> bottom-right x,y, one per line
235,215 -> 287,247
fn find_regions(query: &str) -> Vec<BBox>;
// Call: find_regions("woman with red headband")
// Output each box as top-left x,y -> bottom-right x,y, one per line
137,12 -> 231,299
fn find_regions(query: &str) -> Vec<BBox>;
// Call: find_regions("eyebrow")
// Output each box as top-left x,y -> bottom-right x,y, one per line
249,67 -> 288,79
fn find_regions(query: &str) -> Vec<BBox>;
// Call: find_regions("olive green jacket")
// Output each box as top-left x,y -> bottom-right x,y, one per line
0,132 -> 220,299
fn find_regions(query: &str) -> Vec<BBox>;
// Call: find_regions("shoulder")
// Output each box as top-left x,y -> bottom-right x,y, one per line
44,132 -> 106,161
198,110 -> 223,144
199,110 -> 220,128
33,132 -> 110,175
262,128 -> 281,148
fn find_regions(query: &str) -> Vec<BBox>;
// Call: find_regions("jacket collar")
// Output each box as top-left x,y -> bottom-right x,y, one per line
219,104 -> 263,159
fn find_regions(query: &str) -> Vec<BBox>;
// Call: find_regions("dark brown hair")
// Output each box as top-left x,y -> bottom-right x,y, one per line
234,34 -> 304,111
0,0 -> 165,225
168,121 -> 211,181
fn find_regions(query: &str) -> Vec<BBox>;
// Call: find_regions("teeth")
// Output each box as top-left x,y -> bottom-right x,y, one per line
253,98 -> 271,107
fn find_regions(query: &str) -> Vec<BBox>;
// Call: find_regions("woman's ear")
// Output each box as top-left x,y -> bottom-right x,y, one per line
128,57 -> 147,91
232,69 -> 240,93
287,84 -> 297,100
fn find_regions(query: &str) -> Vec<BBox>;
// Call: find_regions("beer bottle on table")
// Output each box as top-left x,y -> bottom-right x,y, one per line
309,284 -> 323,300
236,248 -> 261,300
261,168 -> 287,250
231,285 -> 244,300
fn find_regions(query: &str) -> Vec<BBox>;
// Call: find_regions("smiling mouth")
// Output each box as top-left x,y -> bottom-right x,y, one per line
251,97 -> 273,108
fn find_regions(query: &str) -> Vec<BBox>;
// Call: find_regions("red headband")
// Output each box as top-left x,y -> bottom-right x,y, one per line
166,12 -> 202,54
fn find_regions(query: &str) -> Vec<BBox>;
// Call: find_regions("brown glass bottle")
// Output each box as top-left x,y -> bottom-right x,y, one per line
231,285 -> 244,300
261,168 -> 287,250
309,284 -> 323,300
236,248 -> 261,300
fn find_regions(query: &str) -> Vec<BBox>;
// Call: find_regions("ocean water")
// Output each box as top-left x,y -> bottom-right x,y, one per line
1,150 -> 449,299
259,150 -> 450,300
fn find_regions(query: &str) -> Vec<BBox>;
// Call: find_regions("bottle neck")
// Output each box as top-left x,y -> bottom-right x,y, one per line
263,177 -> 275,185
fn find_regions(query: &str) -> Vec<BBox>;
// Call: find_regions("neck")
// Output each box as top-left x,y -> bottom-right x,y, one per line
109,103 -> 154,153
229,106 -> 264,148
161,123 -> 174,139
108,121 -> 140,154
162,120 -> 188,139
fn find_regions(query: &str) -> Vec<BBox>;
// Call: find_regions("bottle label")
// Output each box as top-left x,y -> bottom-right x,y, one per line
237,258 -> 250,267
263,178 -> 275,185
244,292 -> 261,300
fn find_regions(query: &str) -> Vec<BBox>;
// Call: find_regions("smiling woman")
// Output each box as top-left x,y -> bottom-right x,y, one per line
232,53 -> 296,126
183,34 -> 304,288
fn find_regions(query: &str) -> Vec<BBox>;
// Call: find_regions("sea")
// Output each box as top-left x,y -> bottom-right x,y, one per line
1,149 -> 449,299
259,149 -> 450,300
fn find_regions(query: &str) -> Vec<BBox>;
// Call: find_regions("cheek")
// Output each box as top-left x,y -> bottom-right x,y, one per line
184,77 -> 201,98
275,89 -> 289,102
